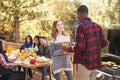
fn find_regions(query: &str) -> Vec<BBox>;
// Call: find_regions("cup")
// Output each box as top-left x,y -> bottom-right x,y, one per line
62,43 -> 69,54
7,47 -> 12,56
62,43 -> 69,47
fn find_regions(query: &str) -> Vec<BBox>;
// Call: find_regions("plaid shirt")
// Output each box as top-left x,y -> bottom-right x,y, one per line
73,18 -> 108,70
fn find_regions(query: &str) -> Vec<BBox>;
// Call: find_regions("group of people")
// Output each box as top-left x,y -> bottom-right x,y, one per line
18,35 -> 50,80
0,5 -> 108,80
0,35 -> 50,80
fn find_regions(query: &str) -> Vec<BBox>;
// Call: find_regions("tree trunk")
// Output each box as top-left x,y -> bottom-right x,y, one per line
118,0 -> 120,24
14,15 -> 20,43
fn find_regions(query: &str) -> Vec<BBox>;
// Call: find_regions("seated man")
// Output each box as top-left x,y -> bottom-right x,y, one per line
38,36 -> 50,80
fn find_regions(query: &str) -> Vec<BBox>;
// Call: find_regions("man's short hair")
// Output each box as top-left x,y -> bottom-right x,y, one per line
77,5 -> 88,13
39,36 -> 47,40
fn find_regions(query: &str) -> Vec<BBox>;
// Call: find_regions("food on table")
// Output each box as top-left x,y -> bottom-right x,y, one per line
14,59 -> 21,64
16,49 -> 20,54
37,56 -> 50,62
26,53 -> 30,58
30,59 -> 36,64
20,55 -> 25,61
32,53 -> 37,58
8,48 -> 51,65
21,50 -> 25,54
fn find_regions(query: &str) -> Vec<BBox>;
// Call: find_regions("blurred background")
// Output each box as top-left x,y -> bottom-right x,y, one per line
0,0 -> 120,54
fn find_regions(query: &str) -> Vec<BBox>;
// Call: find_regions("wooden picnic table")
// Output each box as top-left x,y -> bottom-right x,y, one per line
13,60 -> 52,80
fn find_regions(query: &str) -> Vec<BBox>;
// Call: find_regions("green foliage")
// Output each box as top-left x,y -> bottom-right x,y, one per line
53,0 -> 81,41
0,0 -> 120,44
0,0 -> 52,42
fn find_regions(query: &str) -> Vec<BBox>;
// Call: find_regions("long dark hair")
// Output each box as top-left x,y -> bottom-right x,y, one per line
25,35 -> 33,44
0,40 -> 3,54
33,35 -> 40,47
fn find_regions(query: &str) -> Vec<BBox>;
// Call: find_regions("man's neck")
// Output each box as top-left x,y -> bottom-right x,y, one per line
79,16 -> 88,21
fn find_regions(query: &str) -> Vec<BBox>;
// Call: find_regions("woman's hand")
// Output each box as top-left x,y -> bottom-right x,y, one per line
9,63 -> 17,69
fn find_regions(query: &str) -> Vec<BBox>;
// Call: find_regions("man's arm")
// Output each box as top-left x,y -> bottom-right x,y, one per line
74,25 -> 86,54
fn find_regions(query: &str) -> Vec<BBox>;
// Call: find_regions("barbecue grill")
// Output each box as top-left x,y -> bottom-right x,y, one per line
97,29 -> 120,80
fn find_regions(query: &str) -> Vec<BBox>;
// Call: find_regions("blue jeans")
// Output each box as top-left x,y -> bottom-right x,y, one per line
42,66 -> 48,80
55,71 -> 73,80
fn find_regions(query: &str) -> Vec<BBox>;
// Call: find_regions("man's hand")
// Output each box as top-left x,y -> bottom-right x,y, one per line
62,45 -> 75,53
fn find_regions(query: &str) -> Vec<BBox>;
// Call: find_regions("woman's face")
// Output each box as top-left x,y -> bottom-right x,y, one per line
26,37 -> 31,44
56,21 -> 64,32
34,38 -> 39,45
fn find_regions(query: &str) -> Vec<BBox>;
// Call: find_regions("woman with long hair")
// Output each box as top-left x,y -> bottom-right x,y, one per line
0,40 -> 13,80
20,35 -> 33,50
0,40 -> 25,80
33,35 -> 40,54
50,20 -> 73,80
19,35 -> 34,79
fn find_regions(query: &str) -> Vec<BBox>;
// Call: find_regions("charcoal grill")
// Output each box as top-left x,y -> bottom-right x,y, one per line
97,29 -> 120,80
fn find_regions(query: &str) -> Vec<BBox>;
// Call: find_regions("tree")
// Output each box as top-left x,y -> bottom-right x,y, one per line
0,0 -> 44,42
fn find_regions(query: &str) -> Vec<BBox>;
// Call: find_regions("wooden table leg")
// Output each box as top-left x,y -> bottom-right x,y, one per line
49,65 -> 52,80
25,68 -> 28,80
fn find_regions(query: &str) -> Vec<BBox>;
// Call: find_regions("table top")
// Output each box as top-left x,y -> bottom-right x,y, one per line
8,54 -> 52,68
13,60 -> 52,68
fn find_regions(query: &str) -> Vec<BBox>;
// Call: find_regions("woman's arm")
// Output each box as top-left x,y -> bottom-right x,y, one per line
50,49 -> 63,56
0,54 -> 12,69
50,43 -> 63,56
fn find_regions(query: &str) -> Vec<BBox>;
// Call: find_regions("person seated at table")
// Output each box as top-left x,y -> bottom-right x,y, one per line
33,35 -> 40,54
20,35 -> 34,50
38,36 -> 50,80
0,40 -> 13,80
19,35 -> 34,79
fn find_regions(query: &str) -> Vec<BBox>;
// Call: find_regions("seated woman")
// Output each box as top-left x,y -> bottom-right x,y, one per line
20,35 -> 34,50
0,40 -> 13,80
0,40 -> 25,80
33,35 -> 40,54
38,36 -> 50,80
19,35 -> 34,79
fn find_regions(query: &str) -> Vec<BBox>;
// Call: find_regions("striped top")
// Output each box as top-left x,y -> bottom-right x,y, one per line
50,35 -> 73,74
0,54 -> 12,69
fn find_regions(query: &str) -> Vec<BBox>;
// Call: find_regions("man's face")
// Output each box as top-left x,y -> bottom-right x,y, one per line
77,11 -> 82,21
77,11 -> 88,21
40,38 -> 46,46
